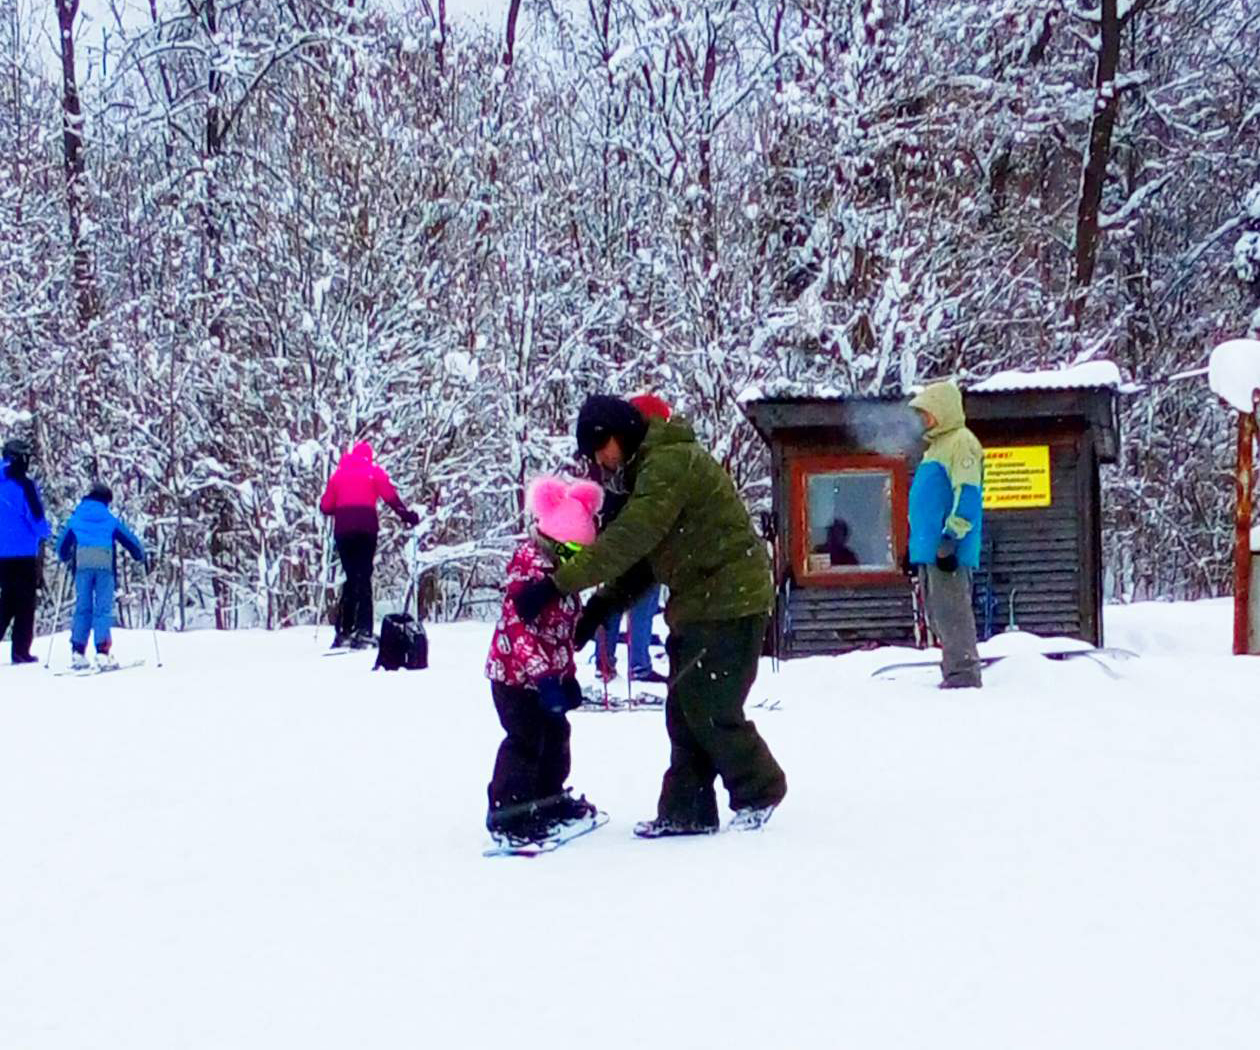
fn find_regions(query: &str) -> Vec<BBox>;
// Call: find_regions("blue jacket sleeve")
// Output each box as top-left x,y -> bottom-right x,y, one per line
114,518 -> 146,562
946,484 -> 983,540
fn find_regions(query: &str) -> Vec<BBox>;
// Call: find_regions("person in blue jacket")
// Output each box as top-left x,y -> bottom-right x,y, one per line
907,380 -> 984,689
0,438 -> 52,664
55,483 -> 146,670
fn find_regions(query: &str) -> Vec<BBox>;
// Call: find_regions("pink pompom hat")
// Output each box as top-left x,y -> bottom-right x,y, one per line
526,476 -> 604,546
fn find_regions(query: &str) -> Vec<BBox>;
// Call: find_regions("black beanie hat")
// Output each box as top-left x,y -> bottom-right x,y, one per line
3,437 -> 30,462
87,482 -> 113,505
576,395 -> 649,459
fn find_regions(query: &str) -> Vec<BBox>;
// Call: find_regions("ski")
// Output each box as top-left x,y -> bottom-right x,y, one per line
52,659 -> 146,678
577,689 -> 666,712
483,811 -> 610,858
870,646 -> 1138,678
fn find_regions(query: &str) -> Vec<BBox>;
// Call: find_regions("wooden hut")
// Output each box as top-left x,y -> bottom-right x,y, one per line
742,379 -> 1120,658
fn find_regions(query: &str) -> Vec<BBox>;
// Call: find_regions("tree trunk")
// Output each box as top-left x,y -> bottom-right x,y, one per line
55,0 -> 97,330
1070,0 -> 1121,326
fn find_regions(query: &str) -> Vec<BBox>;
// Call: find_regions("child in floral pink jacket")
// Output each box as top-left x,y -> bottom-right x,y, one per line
484,476 -> 603,845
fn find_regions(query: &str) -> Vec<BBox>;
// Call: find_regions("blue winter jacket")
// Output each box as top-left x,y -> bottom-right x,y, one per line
0,458 -> 51,558
907,382 -> 984,569
55,498 -> 145,574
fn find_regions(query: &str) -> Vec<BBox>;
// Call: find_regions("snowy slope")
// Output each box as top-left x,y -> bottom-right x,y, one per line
2,602 -> 1259,1050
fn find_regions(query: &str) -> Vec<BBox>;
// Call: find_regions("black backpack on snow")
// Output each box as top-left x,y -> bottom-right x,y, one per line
374,613 -> 428,671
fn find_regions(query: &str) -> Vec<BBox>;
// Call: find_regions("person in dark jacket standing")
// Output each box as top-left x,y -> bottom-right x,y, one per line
0,438 -> 51,664
55,483 -> 146,670
907,380 -> 984,689
590,392 -> 670,685
319,442 -> 420,649
514,396 -> 787,838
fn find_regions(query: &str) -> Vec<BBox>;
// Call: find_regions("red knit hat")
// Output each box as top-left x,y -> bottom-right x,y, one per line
526,476 -> 604,545
628,393 -> 671,420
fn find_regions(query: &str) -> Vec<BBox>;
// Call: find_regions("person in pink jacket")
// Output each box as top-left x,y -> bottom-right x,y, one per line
319,442 -> 419,648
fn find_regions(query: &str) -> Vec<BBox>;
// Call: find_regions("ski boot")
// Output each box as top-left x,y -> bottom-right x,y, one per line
629,667 -> 668,685
97,649 -> 120,671
71,649 -> 91,671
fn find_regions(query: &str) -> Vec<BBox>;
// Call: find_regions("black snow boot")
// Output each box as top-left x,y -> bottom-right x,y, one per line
632,817 -> 719,839
547,790 -> 598,826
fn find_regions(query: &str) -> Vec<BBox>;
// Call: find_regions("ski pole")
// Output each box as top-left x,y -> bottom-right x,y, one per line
150,563 -> 173,669
43,562 -> 68,669
626,614 -> 634,707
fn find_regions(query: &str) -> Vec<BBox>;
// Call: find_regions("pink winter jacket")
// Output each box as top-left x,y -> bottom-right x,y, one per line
319,442 -> 410,536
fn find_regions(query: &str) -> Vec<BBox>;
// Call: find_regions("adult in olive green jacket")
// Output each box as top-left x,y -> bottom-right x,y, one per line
514,394 -> 787,837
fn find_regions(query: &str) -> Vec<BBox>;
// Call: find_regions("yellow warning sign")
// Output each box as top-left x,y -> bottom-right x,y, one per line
983,446 -> 1051,509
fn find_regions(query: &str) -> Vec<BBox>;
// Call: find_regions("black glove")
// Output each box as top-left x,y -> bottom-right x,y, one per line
512,576 -> 561,624
537,675 -> 583,717
401,507 -> 420,528
574,592 -> 616,649
935,535 -> 959,573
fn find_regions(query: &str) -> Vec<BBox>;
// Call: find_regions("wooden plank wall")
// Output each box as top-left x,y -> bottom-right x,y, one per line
782,431 -> 1098,655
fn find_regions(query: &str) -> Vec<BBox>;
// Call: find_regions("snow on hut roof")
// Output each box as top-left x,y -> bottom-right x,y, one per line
1208,339 -> 1260,413
970,361 -> 1122,393
737,363 -> 1124,406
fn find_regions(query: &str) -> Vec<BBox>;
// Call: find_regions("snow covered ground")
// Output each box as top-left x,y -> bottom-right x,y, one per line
3,599 -> 1258,1049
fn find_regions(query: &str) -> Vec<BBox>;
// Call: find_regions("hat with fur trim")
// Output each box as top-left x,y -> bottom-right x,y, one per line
526,476 -> 604,546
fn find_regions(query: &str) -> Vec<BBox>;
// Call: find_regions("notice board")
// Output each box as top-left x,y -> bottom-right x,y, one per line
983,446 -> 1051,509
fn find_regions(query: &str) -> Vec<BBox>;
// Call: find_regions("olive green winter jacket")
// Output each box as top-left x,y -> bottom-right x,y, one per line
552,416 -> 773,626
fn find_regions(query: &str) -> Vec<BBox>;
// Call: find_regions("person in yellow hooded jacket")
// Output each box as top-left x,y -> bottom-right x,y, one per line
907,380 -> 984,688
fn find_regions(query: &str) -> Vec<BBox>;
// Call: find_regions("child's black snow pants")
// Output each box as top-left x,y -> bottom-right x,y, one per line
487,681 -> 571,827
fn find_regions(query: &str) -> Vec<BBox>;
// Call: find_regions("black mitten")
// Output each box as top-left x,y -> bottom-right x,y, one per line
512,577 -> 561,624
536,676 -> 571,716
574,592 -> 615,649
935,535 -> 959,573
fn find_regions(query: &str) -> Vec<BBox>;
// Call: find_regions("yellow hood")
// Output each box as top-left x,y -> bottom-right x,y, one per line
909,381 -> 966,439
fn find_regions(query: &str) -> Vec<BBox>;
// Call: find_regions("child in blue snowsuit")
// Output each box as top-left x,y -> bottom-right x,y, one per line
55,483 -> 145,669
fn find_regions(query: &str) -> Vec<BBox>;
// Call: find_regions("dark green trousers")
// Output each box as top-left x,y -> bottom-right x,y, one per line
657,614 -> 787,826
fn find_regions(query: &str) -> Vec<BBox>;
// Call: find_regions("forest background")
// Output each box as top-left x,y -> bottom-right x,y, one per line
1,0 -> 1258,630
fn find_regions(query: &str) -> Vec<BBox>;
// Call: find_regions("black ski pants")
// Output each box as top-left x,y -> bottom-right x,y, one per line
656,614 -> 787,828
335,532 -> 377,636
0,556 -> 38,661
487,681 -> 571,822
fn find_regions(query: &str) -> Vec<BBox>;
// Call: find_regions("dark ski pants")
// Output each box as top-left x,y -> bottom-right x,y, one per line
656,614 -> 787,827
922,565 -> 982,688
0,556 -> 38,661
487,681 -> 572,824
335,532 -> 377,636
